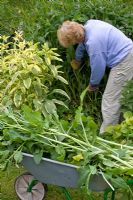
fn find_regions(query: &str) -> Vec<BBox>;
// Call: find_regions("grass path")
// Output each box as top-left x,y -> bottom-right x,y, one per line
0,165 -> 131,200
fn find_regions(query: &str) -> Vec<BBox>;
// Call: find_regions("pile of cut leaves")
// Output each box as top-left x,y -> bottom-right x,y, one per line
0,89 -> 133,199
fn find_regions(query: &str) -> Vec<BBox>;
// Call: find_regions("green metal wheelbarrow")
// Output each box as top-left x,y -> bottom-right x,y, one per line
14,153 -> 132,200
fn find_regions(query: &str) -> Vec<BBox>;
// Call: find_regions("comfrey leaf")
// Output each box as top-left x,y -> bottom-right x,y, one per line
14,151 -> 23,163
33,149 -> 43,165
78,165 -> 97,187
0,161 -> 9,171
22,105 -> 43,126
78,165 -> 97,199
103,160 -> 115,167
73,154 -> 84,162
105,174 -> 130,190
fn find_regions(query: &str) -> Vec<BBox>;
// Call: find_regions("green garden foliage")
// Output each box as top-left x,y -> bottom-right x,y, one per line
0,91 -> 133,198
105,111 -> 133,144
0,0 -> 132,42
0,1 -> 133,198
120,80 -> 133,113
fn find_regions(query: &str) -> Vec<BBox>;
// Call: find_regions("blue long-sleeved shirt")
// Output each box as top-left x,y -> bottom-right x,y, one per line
75,20 -> 133,86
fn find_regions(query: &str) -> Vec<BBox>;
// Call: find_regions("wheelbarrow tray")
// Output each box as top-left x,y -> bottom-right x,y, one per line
22,152 -> 109,192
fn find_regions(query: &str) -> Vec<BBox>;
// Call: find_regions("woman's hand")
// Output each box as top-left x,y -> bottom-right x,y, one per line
88,84 -> 99,92
70,59 -> 82,70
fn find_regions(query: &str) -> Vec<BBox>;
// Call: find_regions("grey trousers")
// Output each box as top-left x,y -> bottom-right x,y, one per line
100,48 -> 133,134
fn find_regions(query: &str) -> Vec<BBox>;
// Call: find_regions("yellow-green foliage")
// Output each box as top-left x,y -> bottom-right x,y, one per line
0,32 -> 69,115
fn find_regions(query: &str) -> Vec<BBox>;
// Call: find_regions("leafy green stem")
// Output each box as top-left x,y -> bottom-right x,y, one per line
97,137 -> 133,150
38,134 -> 86,152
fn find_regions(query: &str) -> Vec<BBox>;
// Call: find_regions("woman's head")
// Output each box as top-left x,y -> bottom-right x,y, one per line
57,21 -> 84,48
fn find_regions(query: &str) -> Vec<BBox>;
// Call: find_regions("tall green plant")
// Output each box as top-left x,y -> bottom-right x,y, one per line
0,32 -> 69,115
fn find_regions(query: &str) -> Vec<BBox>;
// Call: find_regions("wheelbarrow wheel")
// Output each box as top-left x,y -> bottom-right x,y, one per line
14,172 -> 47,200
